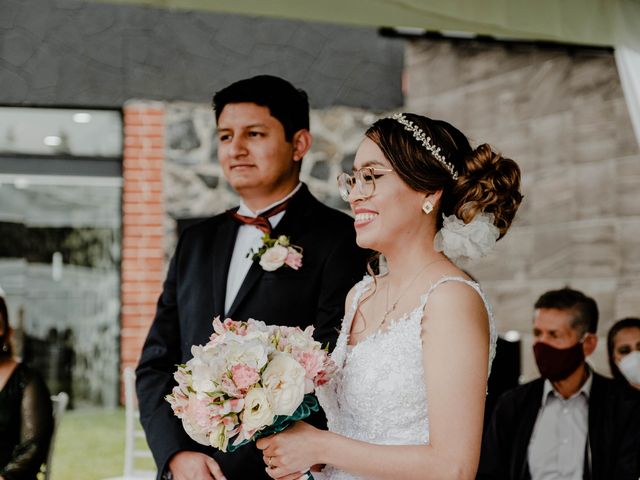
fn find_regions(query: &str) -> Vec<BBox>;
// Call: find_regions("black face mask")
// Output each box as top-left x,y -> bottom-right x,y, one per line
533,341 -> 585,381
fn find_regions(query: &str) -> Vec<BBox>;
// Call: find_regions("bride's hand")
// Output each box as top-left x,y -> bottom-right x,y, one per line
256,421 -> 322,479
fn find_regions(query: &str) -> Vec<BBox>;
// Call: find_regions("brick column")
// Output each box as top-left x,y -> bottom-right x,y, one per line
121,101 -> 165,402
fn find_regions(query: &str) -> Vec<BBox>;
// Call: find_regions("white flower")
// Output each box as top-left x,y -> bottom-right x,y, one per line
434,212 -> 500,260
208,422 -> 228,450
181,417 -> 210,446
241,387 -> 274,431
259,245 -> 289,271
188,347 -> 226,393
283,327 -> 317,351
222,337 -> 272,371
262,353 -> 306,416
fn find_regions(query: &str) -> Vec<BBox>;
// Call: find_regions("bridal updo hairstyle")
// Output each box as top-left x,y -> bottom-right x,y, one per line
365,113 -> 523,238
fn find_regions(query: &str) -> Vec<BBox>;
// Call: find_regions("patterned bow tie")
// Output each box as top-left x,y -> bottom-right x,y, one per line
227,199 -> 289,234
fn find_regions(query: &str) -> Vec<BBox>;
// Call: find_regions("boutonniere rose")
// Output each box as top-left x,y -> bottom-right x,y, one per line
248,234 -> 303,272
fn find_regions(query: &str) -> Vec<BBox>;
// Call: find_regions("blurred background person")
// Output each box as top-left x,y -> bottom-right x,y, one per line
478,287 -> 640,480
0,288 -> 54,480
607,317 -> 640,390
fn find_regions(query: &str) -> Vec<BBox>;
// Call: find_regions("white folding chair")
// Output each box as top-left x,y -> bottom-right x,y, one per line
44,391 -> 69,480
104,367 -> 156,480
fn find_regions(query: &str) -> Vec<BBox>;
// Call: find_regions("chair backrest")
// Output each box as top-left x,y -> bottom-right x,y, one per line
45,391 -> 69,480
122,367 -> 155,479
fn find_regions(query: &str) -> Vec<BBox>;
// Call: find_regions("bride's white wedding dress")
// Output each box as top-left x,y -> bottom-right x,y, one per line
315,275 -> 496,480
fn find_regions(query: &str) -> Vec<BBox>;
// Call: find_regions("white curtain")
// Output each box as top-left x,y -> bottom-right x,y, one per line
614,0 -> 640,149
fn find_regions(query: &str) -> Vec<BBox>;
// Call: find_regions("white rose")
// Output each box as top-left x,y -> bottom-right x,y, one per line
262,353 -> 306,416
241,387 -> 274,431
188,352 -> 225,393
285,329 -> 316,351
181,417 -> 210,446
259,245 -> 288,271
223,337 -> 272,371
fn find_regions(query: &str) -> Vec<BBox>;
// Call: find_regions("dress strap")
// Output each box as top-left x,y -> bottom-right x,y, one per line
418,276 -> 497,374
332,275 -> 373,367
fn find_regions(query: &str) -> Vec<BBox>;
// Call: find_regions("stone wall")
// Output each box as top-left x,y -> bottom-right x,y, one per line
404,38 -> 640,379
0,0 -> 403,110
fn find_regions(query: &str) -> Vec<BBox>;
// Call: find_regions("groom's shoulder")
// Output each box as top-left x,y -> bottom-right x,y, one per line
177,211 -> 231,241
306,194 -> 354,233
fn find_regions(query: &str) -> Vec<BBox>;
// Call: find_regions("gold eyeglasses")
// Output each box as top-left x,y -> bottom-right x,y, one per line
336,167 -> 394,201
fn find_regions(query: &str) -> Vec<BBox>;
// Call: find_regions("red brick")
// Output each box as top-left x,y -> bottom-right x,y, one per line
123,158 -> 164,170
122,191 -> 164,204
123,114 -> 165,127
124,135 -> 164,148
122,226 -> 165,239
122,202 -> 164,215
123,180 -> 164,194
121,272 -> 164,285
122,233 -> 163,246
124,106 -> 164,116
121,277 -> 162,288
124,124 -> 164,135
122,248 -> 165,260
123,169 -> 163,182
121,304 -> 158,316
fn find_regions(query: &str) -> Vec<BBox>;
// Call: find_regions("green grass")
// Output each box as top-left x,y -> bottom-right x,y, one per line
50,408 -> 155,480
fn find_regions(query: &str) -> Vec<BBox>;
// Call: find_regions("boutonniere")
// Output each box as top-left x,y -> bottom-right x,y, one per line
248,234 -> 303,272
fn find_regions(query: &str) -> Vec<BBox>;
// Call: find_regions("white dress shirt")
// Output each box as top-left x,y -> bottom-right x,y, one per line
224,183 -> 302,314
528,371 -> 593,480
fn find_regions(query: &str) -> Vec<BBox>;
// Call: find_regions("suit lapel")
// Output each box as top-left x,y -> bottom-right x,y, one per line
226,260 -> 264,318
212,215 -> 240,317
225,184 -> 316,319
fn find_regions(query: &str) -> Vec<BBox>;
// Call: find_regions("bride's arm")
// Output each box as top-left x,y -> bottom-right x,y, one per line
258,281 -> 489,480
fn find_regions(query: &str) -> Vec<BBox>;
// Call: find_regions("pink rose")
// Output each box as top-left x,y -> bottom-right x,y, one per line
284,248 -> 303,270
231,363 -> 260,391
296,350 -> 324,379
314,357 -> 338,387
220,375 -> 241,398
185,396 -> 212,429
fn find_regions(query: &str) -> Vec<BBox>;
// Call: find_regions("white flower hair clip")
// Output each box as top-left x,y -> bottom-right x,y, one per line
434,212 -> 500,260
390,113 -> 459,180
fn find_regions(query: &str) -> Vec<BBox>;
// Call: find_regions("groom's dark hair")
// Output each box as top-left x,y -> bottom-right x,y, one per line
212,75 -> 310,141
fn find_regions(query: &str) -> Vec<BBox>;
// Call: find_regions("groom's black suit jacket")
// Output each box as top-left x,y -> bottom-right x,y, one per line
136,184 -> 368,480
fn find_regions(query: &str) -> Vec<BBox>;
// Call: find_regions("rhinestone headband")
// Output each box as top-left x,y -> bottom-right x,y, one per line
389,113 -> 459,180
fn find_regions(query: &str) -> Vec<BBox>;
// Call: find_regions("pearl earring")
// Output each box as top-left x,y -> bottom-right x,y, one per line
422,200 -> 433,215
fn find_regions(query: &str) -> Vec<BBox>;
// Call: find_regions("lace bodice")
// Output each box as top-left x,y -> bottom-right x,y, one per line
316,275 -> 496,480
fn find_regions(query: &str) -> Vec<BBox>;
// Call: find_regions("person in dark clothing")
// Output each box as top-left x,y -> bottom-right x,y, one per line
478,287 -> 640,480
0,292 -> 54,480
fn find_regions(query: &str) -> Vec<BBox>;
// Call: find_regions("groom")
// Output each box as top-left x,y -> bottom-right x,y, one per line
136,75 -> 368,480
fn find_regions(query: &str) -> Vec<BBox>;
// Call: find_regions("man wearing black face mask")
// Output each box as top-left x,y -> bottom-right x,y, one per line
477,288 -> 640,480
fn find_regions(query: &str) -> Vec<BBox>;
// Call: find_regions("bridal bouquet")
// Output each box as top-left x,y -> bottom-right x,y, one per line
166,317 -> 336,453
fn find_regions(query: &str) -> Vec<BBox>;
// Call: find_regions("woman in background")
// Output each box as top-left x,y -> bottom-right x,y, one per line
608,317 -> 640,390
0,290 -> 54,480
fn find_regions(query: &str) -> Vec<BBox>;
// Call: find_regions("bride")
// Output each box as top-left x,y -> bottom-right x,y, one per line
256,113 -> 523,480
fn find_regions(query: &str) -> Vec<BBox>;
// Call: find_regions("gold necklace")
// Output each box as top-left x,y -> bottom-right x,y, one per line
382,258 -> 446,325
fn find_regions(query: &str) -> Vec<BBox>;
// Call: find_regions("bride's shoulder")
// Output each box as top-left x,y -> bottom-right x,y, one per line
423,275 -> 488,315
344,275 -> 374,305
